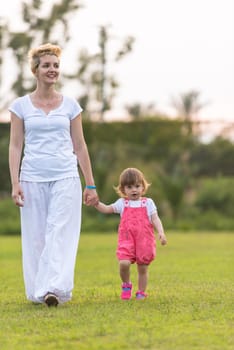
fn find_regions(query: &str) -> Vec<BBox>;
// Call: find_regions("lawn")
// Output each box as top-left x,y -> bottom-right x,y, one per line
0,232 -> 233,350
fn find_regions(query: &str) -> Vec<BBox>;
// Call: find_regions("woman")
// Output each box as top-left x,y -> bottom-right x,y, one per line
9,43 -> 98,306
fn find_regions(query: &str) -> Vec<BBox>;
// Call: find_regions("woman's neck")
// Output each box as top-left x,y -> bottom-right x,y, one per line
30,86 -> 62,111
32,86 -> 58,100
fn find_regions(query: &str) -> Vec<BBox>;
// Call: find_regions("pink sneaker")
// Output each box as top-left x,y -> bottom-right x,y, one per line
121,282 -> 132,300
136,290 -> 147,299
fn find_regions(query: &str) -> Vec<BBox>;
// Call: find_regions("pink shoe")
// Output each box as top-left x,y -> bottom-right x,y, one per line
136,290 -> 147,299
121,282 -> 132,300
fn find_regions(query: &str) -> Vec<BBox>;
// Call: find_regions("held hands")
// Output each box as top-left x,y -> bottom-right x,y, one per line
83,187 -> 99,206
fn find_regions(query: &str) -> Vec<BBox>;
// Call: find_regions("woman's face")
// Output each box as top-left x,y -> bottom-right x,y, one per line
35,54 -> 60,84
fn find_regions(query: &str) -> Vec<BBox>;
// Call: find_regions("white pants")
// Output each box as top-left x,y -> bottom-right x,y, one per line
20,177 -> 82,303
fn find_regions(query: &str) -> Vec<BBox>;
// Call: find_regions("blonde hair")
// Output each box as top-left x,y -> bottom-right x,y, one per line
28,43 -> 62,73
115,168 -> 150,197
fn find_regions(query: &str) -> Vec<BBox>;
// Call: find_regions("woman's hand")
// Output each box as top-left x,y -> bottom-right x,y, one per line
12,183 -> 24,207
83,188 -> 99,206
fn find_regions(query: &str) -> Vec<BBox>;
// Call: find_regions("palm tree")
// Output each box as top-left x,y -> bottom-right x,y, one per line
171,90 -> 206,135
65,25 -> 134,121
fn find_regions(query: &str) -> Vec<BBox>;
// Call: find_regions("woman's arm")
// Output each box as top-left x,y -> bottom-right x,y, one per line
71,114 -> 99,206
9,113 -> 25,206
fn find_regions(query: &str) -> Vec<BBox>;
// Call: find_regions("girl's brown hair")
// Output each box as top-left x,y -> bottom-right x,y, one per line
28,43 -> 62,73
115,168 -> 150,197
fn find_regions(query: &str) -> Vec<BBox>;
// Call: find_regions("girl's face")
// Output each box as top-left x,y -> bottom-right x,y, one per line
123,183 -> 144,200
35,54 -> 60,84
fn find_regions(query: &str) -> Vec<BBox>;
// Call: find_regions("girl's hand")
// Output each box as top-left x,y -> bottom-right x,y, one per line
12,183 -> 24,207
159,233 -> 167,246
83,188 -> 99,206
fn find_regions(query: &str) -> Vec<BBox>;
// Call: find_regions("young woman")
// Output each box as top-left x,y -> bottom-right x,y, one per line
9,43 -> 99,307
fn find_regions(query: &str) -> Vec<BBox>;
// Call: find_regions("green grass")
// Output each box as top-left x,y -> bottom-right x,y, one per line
0,232 -> 233,350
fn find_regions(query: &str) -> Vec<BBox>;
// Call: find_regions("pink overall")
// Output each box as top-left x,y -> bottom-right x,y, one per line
116,198 -> 156,265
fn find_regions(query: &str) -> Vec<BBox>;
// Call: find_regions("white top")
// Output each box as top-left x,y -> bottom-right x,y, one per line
9,95 -> 83,182
111,198 -> 157,222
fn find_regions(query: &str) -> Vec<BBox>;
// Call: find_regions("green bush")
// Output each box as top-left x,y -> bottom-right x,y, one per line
195,177 -> 234,217
1,175 -> 234,235
0,197 -> 120,235
194,209 -> 234,231
0,198 -> 20,235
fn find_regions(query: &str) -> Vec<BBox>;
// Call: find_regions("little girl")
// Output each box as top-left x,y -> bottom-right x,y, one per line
95,167 -> 167,300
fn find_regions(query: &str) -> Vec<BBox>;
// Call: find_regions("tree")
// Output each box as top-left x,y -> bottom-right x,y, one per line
0,18 -> 9,110
0,0 -> 83,109
159,174 -> 186,220
65,25 -> 134,120
125,102 -> 157,120
190,137 -> 234,177
171,90 -> 206,135
1,4 -> 134,120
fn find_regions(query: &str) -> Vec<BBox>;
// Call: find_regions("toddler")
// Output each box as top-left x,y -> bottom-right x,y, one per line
95,167 -> 167,300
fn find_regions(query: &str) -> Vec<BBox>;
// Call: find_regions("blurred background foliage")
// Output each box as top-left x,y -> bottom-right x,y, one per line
0,0 -> 233,234
1,119 -> 234,234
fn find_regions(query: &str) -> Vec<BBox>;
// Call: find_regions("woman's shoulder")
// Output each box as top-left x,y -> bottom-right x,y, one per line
9,95 -> 30,116
10,95 -> 29,106
62,95 -> 83,116
62,95 -> 81,106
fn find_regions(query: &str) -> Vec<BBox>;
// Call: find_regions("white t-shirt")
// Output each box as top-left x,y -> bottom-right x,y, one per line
111,198 -> 157,222
9,94 -> 83,182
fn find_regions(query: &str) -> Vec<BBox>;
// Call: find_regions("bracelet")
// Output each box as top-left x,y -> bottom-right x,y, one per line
86,185 -> 96,189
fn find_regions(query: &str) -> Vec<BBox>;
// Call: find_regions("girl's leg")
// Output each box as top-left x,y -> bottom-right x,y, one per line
119,260 -> 131,283
119,260 -> 132,299
137,264 -> 148,292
